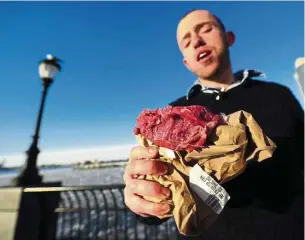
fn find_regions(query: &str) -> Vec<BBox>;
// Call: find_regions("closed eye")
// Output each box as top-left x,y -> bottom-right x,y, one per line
201,27 -> 213,34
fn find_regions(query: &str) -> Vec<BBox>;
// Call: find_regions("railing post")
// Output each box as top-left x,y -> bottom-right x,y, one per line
14,182 -> 62,240
14,188 -> 41,240
38,182 -> 62,240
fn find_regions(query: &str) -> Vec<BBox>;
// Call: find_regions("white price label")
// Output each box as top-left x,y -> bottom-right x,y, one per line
189,164 -> 230,214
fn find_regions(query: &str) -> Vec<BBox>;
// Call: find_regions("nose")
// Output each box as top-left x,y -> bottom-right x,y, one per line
192,35 -> 206,49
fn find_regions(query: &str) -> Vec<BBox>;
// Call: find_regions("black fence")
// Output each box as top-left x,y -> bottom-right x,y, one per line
23,184 -> 178,240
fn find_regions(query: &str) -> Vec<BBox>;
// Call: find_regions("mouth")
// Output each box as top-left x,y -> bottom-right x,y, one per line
197,50 -> 212,62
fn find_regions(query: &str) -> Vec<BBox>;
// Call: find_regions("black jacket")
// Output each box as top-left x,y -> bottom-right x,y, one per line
141,71 -> 304,240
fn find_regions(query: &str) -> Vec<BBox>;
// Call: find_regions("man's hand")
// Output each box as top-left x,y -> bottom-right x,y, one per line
124,145 -> 171,217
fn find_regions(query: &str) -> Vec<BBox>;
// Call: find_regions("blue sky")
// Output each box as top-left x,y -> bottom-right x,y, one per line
0,2 -> 303,166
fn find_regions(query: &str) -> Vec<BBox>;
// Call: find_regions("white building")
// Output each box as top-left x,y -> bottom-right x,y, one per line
294,57 -> 304,97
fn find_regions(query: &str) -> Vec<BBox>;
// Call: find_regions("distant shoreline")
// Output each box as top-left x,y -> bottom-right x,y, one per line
0,160 -> 128,175
0,165 -> 72,175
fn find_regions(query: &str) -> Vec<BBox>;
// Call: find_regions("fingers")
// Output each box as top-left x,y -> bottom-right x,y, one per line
123,159 -> 168,183
129,145 -> 159,161
123,145 -> 172,217
124,145 -> 168,183
129,159 -> 168,176
124,186 -> 171,217
129,178 -> 171,200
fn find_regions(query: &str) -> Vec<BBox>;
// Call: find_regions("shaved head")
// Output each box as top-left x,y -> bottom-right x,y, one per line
176,10 -> 226,48
179,9 -> 226,31
176,9 -> 235,82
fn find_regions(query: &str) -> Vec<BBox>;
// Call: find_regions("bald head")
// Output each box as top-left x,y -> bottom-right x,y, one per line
180,9 -> 226,31
176,9 -> 235,81
177,10 -> 225,49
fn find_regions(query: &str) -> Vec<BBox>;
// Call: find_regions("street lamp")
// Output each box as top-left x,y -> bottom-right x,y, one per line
13,54 -> 62,186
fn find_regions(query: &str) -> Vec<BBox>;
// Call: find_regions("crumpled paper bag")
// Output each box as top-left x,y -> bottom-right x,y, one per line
134,110 -> 277,236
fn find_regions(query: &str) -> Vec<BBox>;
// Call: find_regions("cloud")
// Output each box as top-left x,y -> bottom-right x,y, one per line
1,144 -> 136,167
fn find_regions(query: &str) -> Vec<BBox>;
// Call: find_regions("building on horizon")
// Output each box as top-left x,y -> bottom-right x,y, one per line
294,57 -> 304,97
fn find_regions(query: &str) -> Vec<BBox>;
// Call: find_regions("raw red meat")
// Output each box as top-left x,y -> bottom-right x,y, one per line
134,105 -> 222,152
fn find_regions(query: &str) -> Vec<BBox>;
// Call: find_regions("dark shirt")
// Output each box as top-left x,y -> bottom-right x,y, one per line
140,71 -> 304,239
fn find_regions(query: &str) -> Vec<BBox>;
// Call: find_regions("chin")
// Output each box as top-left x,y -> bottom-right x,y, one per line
197,68 -> 219,79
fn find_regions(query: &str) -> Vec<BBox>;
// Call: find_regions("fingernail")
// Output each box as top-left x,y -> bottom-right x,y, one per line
148,146 -> 156,154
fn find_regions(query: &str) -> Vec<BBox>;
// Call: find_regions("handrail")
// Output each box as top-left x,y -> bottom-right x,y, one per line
17,184 -> 178,239
23,184 -> 125,192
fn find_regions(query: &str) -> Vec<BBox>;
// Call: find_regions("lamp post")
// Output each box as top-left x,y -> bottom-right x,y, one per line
13,54 -> 62,186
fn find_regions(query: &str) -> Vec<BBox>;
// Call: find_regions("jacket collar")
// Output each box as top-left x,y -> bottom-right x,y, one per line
186,69 -> 266,100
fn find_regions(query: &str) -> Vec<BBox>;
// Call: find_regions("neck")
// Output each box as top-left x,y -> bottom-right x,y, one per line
198,65 -> 235,89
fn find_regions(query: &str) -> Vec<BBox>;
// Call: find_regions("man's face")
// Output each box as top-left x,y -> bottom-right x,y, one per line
177,10 -> 234,79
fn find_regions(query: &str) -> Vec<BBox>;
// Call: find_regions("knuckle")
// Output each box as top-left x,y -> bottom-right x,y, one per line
124,162 -> 132,173
128,160 -> 136,170
130,146 -> 139,154
128,179 -> 136,189
124,188 -> 137,212
135,180 -> 152,196
123,188 -> 130,205
129,147 -> 137,160
129,159 -> 152,176
154,204 -> 170,216
125,179 -> 135,191
123,170 -> 129,183
124,186 -> 131,198
135,180 -> 150,196
130,146 -> 144,159
152,204 -> 162,215
123,165 -> 134,183
128,161 -> 141,175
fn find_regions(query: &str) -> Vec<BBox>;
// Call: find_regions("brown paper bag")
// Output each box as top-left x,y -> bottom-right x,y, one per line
134,110 -> 276,236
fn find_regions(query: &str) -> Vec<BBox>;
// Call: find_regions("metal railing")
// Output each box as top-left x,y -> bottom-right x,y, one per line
24,185 -> 178,240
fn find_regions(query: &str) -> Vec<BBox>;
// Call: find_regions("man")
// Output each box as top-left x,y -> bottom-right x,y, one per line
124,9 -> 304,239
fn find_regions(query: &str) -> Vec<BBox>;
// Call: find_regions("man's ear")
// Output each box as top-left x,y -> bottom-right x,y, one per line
183,58 -> 191,71
226,31 -> 235,46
